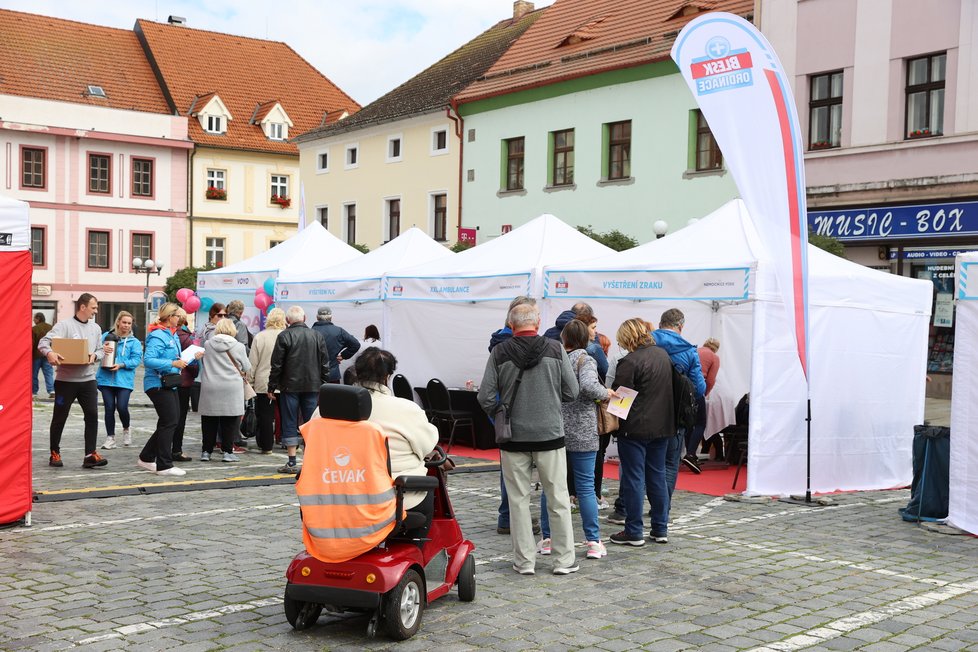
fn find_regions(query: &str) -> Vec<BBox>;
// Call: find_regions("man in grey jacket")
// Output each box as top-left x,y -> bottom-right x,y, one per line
478,303 -> 580,576
226,300 -> 251,353
37,293 -> 109,469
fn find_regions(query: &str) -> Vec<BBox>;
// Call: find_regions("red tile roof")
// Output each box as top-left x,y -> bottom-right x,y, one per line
455,0 -> 753,104
136,19 -> 360,155
0,9 -> 171,114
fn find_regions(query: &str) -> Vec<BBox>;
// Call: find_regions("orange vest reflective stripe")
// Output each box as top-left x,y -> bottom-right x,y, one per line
296,418 -> 398,563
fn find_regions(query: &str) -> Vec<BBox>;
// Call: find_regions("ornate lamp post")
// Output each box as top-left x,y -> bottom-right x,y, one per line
133,257 -> 163,331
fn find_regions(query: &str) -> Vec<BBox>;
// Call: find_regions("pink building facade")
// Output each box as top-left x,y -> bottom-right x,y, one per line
761,0 -> 978,397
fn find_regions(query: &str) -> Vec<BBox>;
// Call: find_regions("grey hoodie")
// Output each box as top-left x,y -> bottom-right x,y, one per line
37,317 -> 104,382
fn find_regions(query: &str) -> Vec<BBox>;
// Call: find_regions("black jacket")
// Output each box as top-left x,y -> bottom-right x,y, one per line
311,320 -> 361,382
268,323 -> 329,393
613,344 -> 675,440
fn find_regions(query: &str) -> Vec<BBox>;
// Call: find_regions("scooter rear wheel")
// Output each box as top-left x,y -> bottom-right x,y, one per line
284,594 -> 323,630
383,569 -> 424,640
457,554 -> 476,602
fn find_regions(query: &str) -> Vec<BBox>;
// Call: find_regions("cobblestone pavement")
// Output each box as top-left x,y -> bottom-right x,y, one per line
3,401 -> 976,651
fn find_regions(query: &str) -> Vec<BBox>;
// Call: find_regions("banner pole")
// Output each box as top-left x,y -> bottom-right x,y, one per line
805,398 -> 812,504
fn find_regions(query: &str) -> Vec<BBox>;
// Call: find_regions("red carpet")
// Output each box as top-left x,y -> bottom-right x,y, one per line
448,444 -> 743,497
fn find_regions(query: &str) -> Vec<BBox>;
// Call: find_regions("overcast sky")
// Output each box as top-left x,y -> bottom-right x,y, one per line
2,0 -> 552,105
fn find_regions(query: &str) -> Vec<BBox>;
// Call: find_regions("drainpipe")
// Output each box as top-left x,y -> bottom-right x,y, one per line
188,147 -> 195,268
447,99 -> 464,238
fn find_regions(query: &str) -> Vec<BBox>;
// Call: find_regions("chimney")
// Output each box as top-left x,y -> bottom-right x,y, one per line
513,1 -> 534,20
167,15 -> 186,25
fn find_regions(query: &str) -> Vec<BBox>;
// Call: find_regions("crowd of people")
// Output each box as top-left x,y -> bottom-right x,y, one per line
36,291 -> 724,574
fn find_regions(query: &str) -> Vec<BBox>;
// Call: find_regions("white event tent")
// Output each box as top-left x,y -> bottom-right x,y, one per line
949,252 -> 978,535
543,199 -> 933,496
275,227 -> 453,347
384,214 -> 613,389
195,222 -> 362,332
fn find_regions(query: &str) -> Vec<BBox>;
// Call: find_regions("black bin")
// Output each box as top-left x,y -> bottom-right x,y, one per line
900,425 -> 950,522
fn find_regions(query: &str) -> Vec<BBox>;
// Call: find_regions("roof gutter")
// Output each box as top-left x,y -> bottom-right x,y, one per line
447,98 -> 464,240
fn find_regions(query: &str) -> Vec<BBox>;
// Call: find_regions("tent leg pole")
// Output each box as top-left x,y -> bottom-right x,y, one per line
805,398 -> 812,504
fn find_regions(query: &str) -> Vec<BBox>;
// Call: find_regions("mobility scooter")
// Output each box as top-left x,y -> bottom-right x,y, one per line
283,385 -> 476,640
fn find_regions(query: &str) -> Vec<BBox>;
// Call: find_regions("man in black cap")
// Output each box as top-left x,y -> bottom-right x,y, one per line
311,306 -> 360,384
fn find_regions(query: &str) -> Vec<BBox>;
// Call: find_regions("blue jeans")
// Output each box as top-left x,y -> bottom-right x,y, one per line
540,451 -> 600,542
617,436 -> 669,538
665,429 -> 685,508
99,386 -> 132,438
687,395 -> 707,455
279,391 -> 318,446
33,357 -> 54,394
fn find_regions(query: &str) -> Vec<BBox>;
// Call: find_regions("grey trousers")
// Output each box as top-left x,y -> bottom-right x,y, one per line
501,448 -> 575,571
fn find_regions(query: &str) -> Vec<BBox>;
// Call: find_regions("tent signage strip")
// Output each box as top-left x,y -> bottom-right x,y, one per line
542,267 -> 751,301
384,273 -> 531,301
277,277 -> 380,303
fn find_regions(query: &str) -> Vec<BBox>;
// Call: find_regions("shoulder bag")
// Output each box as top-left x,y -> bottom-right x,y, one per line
493,365 -> 526,445
226,350 -> 257,401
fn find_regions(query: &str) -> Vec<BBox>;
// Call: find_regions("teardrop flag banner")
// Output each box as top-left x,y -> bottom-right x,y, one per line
672,13 -> 811,388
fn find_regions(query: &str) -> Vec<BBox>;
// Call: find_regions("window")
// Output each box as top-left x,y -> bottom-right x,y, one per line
31,227 -> 45,266
387,136 -> 402,162
268,123 -> 285,140
432,193 -> 447,242
695,111 -> 723,171
317,206 -> 328,228
205,237 -> 225,268
269,240 -> 284,248
21,147 -> 45,189
906,53 -> 946,138
131,233 -> 153,269
607,121 -> 631,180
551,129 -> 574,186
432,128 -> 448,153
345,204 -> 357,245
88,154 -> 111,193
205,115 -> 224,134
207,169 -> 226,190
809,71 -> 843,149
317,151 -> 329,172
345,144 -> 359,168
505,137 -> 525,191
387,198 -> 400,240
87,230 -> 109,269
270,175 -> 289,201
132,158 -> 154,197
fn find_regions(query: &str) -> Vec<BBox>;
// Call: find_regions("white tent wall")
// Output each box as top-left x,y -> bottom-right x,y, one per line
949,252 -> 978,535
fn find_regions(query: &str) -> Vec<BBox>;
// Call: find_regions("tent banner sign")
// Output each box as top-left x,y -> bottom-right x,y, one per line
384,273 -> 531,302
277,278 -> 381,303
197,272 -> 271,291
543,268 -> 750,301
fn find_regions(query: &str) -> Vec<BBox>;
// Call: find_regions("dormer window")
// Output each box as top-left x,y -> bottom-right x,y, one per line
268,122 -> 286,140
205,115 -> 225,134
86,85 -> 106,98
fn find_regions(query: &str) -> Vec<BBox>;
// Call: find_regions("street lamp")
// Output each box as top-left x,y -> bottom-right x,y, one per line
653,220 -> 669,240
133,257 -> 163,331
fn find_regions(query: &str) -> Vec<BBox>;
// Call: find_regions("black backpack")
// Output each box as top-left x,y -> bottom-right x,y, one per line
672,365 -> 698,431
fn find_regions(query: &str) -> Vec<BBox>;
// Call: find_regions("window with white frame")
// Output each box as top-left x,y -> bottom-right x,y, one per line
431,128 -> 448,154
386,198 -> 401,241
317,151 -> 329,172
432,193 -> 447,241
317,206 -> 328,228
387,135 -> 402,162
206,168 -> 226,190
31,227 -> 45,266
270,175 -> 289,201
345,144 -> 359,168
345,203 -> 357,245
205,237 -> 225,268
268,122 -> 286,140
88,230 -> 110,269
205,115 -> 224,134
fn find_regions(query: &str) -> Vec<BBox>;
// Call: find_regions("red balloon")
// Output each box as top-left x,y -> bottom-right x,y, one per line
254,292 -> 272,311
176,288 -> 194,303
183,295 -> 202,313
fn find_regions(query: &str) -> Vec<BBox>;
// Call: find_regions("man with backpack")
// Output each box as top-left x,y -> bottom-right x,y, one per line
652,309 -> 706,507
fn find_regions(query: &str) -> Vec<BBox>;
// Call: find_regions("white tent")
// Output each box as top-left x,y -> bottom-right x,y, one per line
275,227 -> 453,349
195,222 -> 362,332
384,214 -> 613,389
543,199 -> 933,496
949,252 -> 978,534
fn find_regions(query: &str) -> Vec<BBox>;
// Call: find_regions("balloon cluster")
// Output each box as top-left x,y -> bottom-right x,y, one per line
254,277 -> 276,314
175,287 -> 214,314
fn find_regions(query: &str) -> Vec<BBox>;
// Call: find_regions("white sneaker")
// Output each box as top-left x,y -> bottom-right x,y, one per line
597,497 -> 610,510
586,541 -> 608,559
122,429 -> 132,446
536,538 -> 552,555
101,437 -> 117,450
136,459 -> 157,473
223,452 -> 239,462
157,466 -> 186,477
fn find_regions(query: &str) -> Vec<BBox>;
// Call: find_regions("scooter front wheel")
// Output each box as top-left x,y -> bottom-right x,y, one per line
383,569 -> 425,640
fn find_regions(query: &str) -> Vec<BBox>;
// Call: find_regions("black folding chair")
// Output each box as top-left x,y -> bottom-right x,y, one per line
426,378 -> 475,453
392,374 -> 414,401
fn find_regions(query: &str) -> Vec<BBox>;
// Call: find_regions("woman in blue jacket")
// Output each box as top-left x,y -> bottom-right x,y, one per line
141,303 -> 197,477
97,311 -> 143,450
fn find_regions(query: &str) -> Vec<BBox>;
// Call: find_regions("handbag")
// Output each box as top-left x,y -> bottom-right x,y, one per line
493,366 -> 525,445
160,373 -> 182,390
597,400 -> 620,435
225,350 -> 256,400
240,399 -> 258,438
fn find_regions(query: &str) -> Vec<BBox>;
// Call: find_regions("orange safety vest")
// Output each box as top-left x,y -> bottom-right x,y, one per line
296,417 -> 399,563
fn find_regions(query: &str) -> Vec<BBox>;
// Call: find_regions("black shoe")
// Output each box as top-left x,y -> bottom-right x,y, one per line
609,531 -> 645,547
172,452 -> 193,462
607,511 -> 626,525
496,525 -> 511,535
681,454 -> 702,474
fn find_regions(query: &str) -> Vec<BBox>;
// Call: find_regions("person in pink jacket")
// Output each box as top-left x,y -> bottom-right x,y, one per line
682,338 -> 720,474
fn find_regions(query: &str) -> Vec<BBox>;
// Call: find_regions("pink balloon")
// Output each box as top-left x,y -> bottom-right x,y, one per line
176,288 -> 194,303
254,292 -> 272,311
183,295 -> 201,313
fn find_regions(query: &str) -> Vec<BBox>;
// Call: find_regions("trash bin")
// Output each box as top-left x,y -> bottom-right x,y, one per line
899,425 -> 950,522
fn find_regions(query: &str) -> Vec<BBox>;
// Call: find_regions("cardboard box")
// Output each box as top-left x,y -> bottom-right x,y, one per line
51,338 -> 91,364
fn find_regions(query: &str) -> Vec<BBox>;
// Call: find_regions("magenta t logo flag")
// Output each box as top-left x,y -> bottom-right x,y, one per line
672,13 -> 811,384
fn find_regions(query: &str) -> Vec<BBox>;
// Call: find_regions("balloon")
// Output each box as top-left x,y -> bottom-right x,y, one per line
254,292 -> 272,311
176,288 -> 194,303
266,303 -> 276,313
263,277 -> 275,296
199,296 -> 215,312
183,295 -> 202,313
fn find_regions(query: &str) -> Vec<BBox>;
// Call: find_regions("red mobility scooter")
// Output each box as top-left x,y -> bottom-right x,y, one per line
284,385 -> 476,640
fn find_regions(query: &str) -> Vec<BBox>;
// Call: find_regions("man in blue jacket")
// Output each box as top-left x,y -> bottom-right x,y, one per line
311,306 -> 360,383
652,308 -> 706,510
